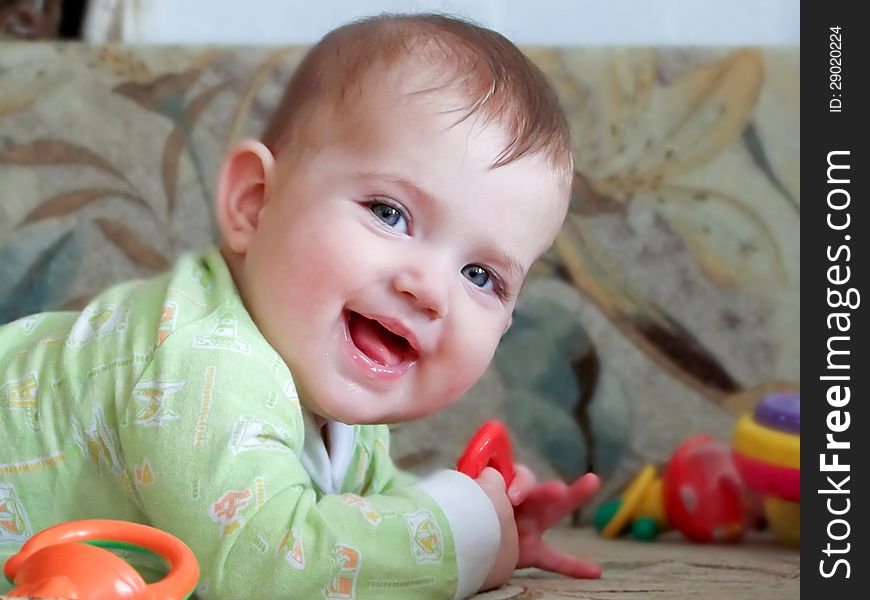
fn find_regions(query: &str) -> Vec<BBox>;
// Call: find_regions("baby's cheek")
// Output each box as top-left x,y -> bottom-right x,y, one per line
280,242 -> 353,303
441,323 -> 499,392
305,230 -> 372,287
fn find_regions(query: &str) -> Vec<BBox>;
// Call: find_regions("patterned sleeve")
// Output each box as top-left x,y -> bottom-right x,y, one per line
353,424 -> 419,494
116,298 -> 498,600
351,425 -> 503,599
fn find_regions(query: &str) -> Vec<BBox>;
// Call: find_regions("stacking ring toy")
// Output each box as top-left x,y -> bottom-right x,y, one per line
3,519 -> 199,599
732,392 -> 800,545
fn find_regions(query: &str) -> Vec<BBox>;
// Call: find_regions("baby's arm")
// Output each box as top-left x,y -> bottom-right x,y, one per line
118,348 -> 499,599
474,467 -> 519,591
354,426 -> 507,597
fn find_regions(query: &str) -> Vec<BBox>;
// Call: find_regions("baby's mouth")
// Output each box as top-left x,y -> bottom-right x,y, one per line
346,311 -> 418,367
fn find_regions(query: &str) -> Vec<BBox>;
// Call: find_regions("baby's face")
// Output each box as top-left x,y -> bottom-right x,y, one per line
237,80 -> 567,424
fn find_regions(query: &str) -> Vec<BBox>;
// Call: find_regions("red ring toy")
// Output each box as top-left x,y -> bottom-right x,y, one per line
456,420 -> 516,487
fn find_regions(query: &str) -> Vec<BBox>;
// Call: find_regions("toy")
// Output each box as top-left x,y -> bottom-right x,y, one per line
595,435 -> 745,542
456,420 -> 517,486
732,392 -> 800,545
457,420 -> 604,580
3,519 -> 199,599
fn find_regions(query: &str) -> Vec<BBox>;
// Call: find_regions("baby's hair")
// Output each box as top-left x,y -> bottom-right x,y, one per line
261,13 -> 573,186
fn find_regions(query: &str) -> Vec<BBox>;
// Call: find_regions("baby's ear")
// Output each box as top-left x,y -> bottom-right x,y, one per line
503,314 -> 513,335
216,140 -> 276,254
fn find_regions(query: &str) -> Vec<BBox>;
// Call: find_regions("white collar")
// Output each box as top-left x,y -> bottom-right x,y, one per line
300,410 -> 356,494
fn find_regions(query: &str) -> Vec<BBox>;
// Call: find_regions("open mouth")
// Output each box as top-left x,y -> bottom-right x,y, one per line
346,311 -> 419,367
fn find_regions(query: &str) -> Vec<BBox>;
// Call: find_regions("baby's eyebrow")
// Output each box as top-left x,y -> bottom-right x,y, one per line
474,244 -> 525,292
356,171 -> 440,209
493,250 -> 525,288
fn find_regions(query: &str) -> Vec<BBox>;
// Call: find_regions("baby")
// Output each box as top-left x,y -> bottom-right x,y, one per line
0,13 -> 599,599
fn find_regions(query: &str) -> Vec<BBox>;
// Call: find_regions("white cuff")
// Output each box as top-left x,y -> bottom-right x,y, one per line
417,469 -> 501,600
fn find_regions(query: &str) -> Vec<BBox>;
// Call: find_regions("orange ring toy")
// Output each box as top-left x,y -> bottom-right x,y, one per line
3,519 -> 199,599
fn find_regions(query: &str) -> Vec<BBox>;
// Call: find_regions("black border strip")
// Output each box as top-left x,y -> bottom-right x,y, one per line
804,3 -> 869,595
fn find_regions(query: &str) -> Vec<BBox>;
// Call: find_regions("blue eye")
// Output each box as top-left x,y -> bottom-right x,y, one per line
462,264 -> 493,290
369,202 -> 408,233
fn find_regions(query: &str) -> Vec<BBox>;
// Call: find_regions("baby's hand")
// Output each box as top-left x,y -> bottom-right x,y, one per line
475,467 -> 519,591
506,463 -> 537,506
514,473 -> 602,579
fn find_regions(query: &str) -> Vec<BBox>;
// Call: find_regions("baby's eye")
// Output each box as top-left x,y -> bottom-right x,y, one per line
461,264 -> 494,290
369,202 -> 409,234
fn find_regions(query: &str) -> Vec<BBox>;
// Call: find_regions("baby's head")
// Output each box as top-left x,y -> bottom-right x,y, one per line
217,14 -> 572,424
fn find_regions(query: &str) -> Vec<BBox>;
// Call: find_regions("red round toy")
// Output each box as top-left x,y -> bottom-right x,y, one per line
596,435 -> 746,543
662,435 -> 745,542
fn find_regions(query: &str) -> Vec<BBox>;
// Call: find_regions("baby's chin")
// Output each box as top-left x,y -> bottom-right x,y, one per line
299,392 -> 446,425
296,393 -> 379,425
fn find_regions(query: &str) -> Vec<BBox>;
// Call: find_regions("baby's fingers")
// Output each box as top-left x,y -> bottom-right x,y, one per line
532,543 -> 602,579
508,464 -> 536,505
565,473 -> 601,509
537,473 -> 601,530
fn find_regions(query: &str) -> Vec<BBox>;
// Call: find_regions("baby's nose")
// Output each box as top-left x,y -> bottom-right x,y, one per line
391,267 -> 448,319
